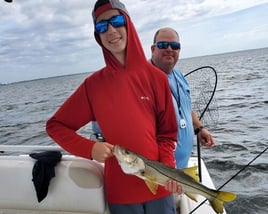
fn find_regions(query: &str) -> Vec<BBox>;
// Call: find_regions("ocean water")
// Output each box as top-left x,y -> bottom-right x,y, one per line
0,47 -> 268,214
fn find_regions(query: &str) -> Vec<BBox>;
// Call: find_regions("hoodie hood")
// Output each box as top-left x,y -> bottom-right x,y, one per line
92,0 -> 129,22
92,0 -> 146,70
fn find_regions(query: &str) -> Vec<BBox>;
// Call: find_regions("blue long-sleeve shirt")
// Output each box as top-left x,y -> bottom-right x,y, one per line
167,69 -> 194,169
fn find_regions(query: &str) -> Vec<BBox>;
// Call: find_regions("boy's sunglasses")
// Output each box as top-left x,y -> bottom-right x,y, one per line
95,14 -> 126,34
155,41 -> 181,50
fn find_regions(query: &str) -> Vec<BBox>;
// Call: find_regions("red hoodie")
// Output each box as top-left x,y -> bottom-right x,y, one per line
46,6 -> 177,204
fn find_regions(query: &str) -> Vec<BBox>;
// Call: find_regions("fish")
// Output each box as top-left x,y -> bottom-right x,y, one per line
113,145 -> 236,214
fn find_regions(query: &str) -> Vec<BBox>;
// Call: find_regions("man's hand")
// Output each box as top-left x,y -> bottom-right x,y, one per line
198,128 -> 215,147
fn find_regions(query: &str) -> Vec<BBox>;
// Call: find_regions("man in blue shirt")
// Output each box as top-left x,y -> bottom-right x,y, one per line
150,27 -> 215,169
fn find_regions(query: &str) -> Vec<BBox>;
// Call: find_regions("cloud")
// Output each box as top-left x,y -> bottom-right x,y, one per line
0,0 -> 267,83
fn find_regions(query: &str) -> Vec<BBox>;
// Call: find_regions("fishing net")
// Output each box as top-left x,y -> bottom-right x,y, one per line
184,66 -> 219,182
184,66 -> 219,130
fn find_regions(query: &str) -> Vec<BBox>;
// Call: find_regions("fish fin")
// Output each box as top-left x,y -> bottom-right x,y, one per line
181,166 -> 199,182
185,193 -> 198,202
217,191 -> 237,202
209,198 -> 224,214
144,180 -> 158,195
209,191 -> 237,213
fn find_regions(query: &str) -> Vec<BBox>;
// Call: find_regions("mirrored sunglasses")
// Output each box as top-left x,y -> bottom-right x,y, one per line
95,14 -> 126,34
156,41 -> 181,50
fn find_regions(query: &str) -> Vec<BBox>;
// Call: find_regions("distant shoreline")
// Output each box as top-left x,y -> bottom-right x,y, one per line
1,47 -> 267,85
0,71 -> 93,86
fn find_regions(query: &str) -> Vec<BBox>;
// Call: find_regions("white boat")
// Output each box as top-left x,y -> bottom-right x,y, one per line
0,145 -> 226,214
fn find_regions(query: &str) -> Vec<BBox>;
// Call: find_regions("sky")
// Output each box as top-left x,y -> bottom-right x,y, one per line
0,0 -> 268,84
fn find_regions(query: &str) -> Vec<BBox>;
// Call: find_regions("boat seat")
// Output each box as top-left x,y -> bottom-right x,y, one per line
0,155 -> 109,214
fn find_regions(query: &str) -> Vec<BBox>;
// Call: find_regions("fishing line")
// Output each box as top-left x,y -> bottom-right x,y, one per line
189,146 -> 268,214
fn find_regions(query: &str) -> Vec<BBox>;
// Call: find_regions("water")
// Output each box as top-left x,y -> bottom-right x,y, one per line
1,48 -> 268,214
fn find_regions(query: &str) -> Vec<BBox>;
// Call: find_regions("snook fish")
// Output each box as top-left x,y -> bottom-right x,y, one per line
113,145 -> 236,214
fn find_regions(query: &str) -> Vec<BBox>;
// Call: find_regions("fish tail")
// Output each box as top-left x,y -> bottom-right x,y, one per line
209,191 -> 237,213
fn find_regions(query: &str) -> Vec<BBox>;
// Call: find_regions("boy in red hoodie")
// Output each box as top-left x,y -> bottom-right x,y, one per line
46,1 -> 181,213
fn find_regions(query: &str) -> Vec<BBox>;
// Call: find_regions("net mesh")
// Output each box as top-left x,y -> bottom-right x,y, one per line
184,66 -> 219,130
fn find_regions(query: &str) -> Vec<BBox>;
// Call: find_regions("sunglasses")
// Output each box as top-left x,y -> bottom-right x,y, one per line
95,14 -> 126,34
155,41 -> 181,50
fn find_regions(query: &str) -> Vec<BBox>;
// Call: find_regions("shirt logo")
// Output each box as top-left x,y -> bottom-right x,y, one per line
140,96 -> 150,100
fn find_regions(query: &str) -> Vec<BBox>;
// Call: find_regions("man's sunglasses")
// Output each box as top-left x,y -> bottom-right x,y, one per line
155,41 -> 181,50
95,14 -> 126,34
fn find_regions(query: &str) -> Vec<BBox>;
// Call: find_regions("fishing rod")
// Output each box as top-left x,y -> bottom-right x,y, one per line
189,146 -> 268,214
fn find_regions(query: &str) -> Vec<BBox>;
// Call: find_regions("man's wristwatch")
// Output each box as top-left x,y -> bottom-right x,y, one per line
194,126 -> 204,135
